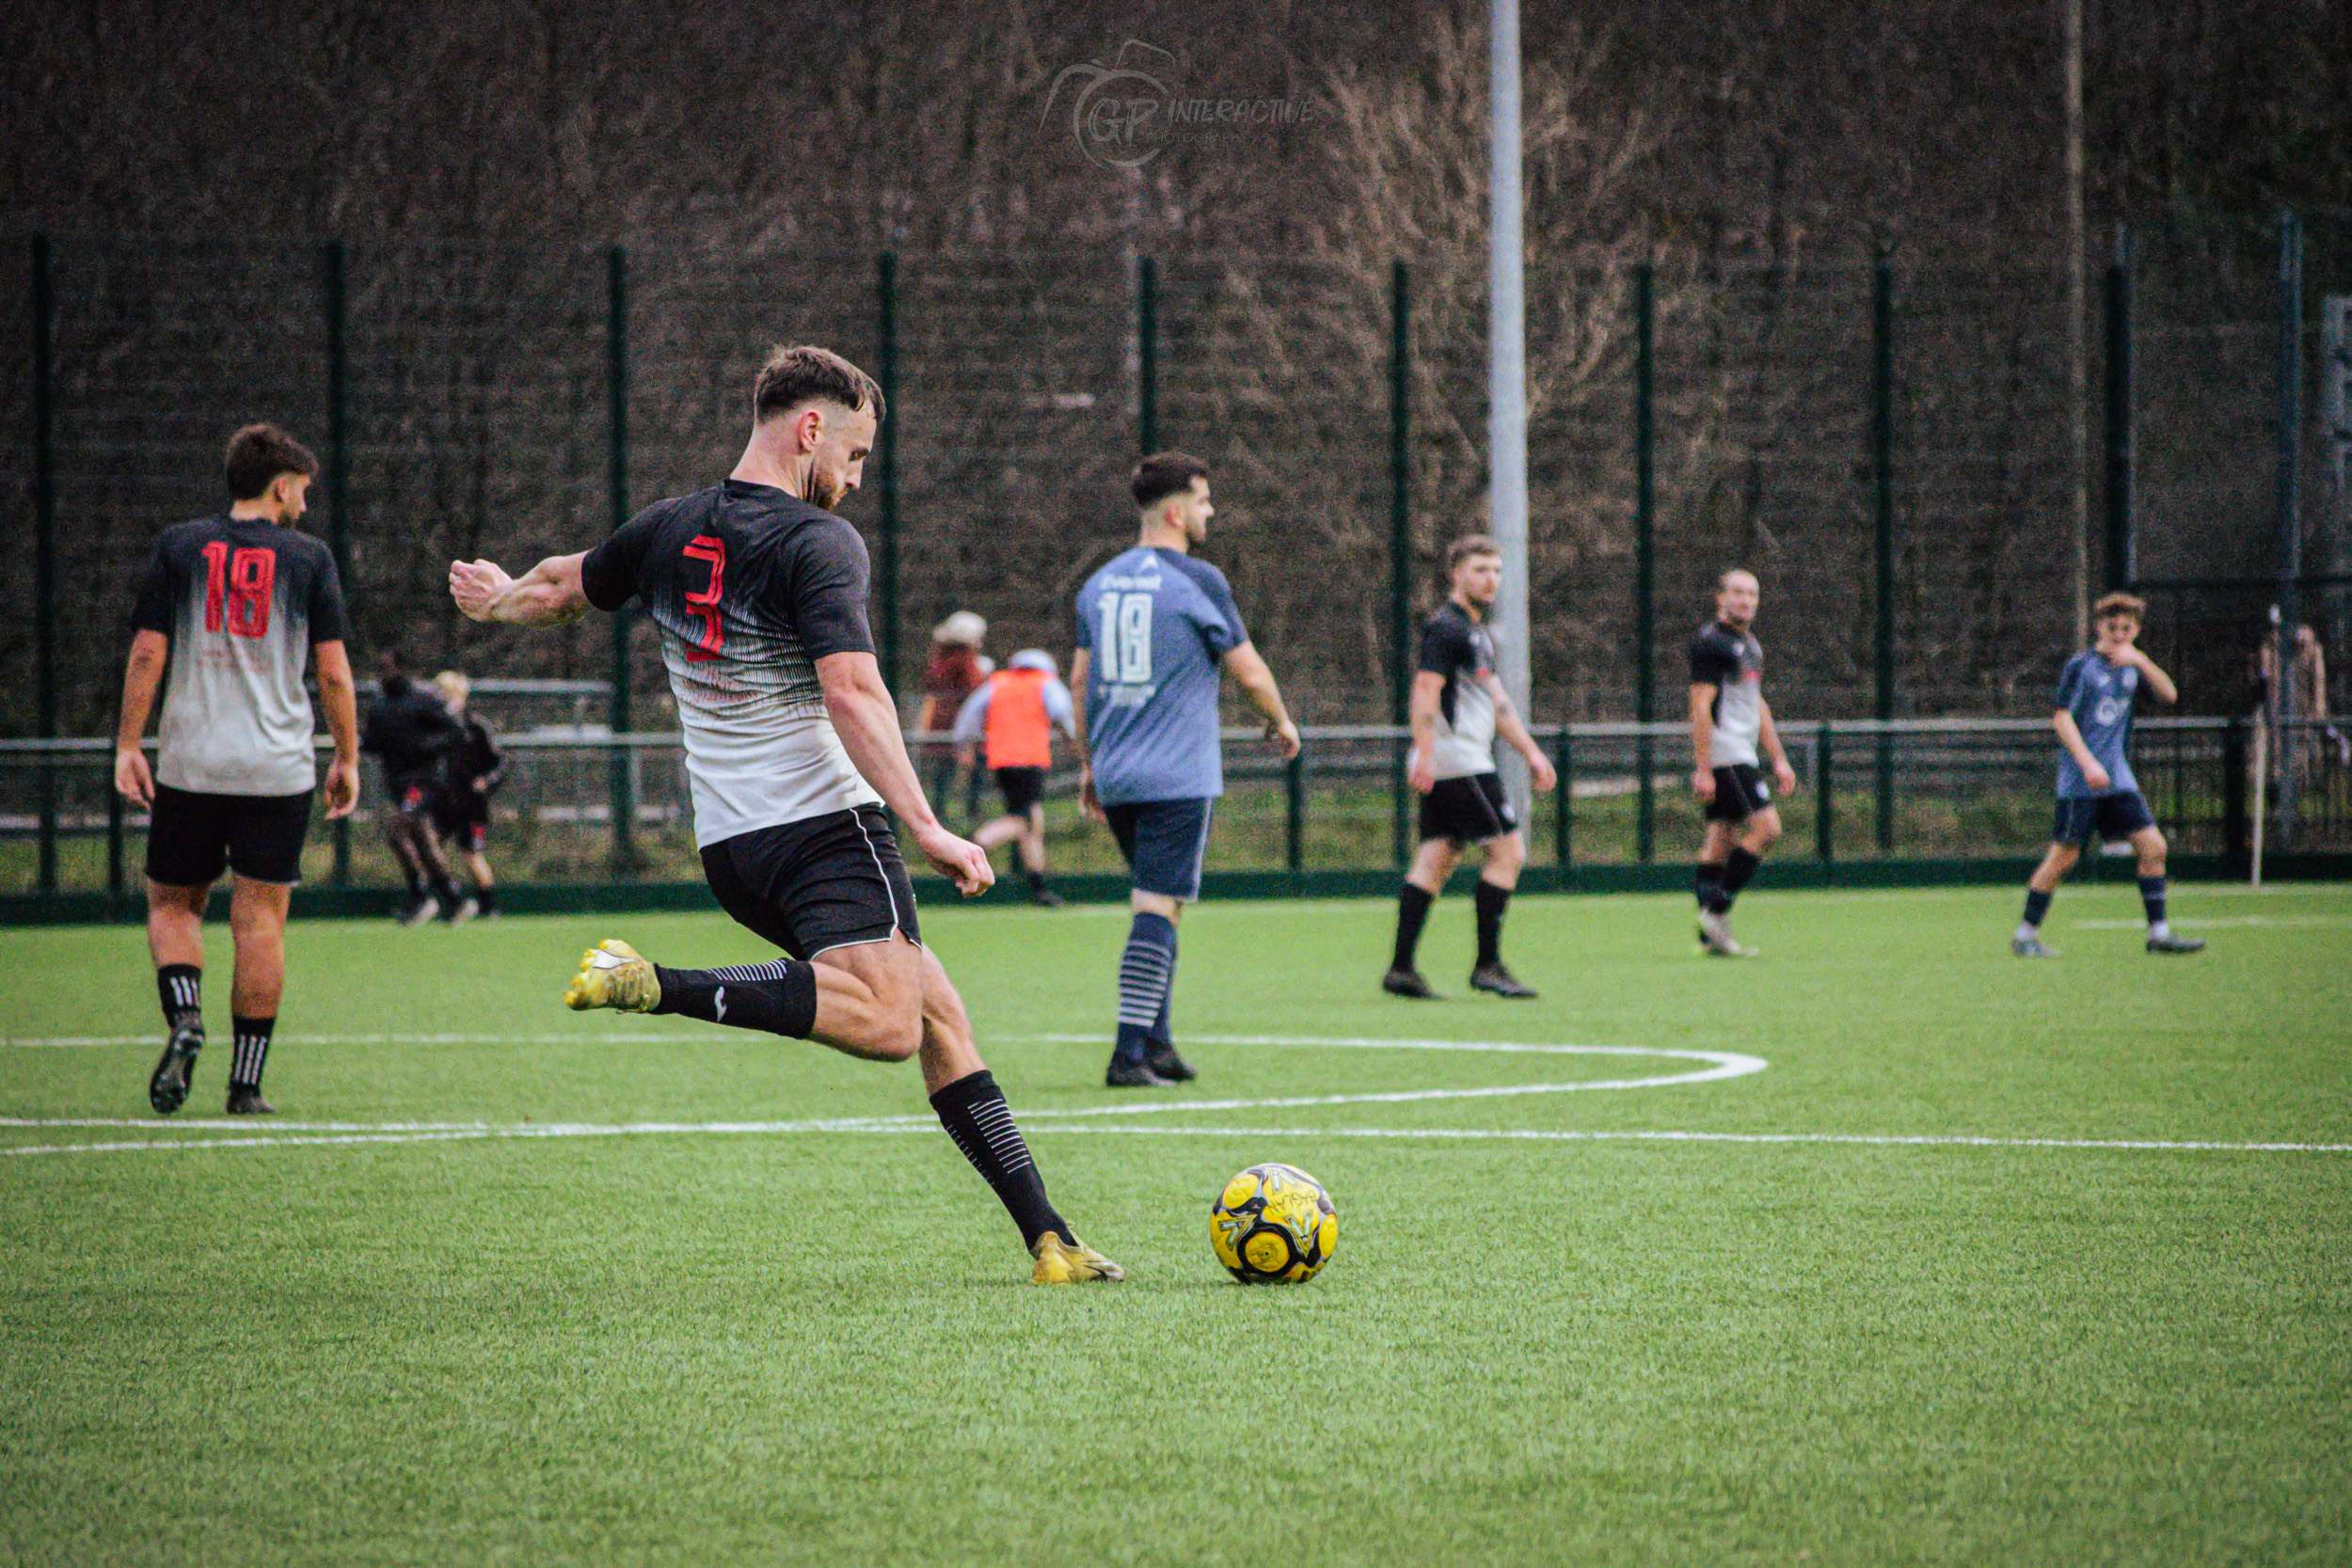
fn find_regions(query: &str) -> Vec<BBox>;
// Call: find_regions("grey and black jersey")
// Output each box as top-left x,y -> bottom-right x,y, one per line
1419,601 -> 1500,780
1688,621 -> 1765,767
580,480 -> 882,846
129,515 -> 349,796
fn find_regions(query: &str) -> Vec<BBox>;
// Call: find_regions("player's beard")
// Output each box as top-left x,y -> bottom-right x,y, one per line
809,468 -> 846,509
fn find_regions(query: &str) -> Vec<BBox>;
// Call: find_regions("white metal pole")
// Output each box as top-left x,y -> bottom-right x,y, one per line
1489,0 -> 1533,810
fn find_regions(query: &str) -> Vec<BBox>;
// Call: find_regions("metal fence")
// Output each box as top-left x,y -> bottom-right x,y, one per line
4,218 -> 2347,743
6,718 -> 2342,908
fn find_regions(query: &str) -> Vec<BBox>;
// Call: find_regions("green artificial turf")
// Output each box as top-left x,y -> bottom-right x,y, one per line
4,884 -> 2348,1565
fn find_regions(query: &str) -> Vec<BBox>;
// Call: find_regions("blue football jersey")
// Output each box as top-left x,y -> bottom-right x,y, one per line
2054,649 -> 2140,800
1075,546 -> 1248,805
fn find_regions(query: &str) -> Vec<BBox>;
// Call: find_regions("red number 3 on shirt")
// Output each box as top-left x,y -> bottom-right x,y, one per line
201,542 -> 276,638
681,534 -> 725,662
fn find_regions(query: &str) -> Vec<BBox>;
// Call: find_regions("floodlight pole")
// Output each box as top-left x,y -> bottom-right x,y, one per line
1489,0 -> 1533,811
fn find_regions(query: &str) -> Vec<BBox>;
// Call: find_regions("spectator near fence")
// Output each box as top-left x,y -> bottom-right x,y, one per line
914,612 -> 991,825
430,672 -> 506,919
951,649 -> 1077,908
362,655 -> 469,927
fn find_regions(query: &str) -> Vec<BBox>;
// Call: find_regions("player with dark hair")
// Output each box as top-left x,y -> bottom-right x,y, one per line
431,671 -> 505,918
451,342 -> 1122,1285
115,422 -> 359,1116
1687,569 -> 1797,957
1383,535 -> 1556,1000
1071,451 -> 1300,1087
362,655 -> 469,925
951,649 -> 1076,906
2012,592 -> 2204,958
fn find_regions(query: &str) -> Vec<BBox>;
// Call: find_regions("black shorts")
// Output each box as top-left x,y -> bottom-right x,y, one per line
2052,791 -> 2156,847
145,783 -> 312,888
993,766 -> 1046,817
1104,798 -> 1216,902
432,789 -> 491,853
1419,772 -> 1518,845
700,803 -> 921,960
1704,764 -> 1773,823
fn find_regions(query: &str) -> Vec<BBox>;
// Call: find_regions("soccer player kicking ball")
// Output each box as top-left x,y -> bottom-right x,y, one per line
1071,453 -> 1300,1088
116,424 -> 361,1116
2011,592 -> 2204,958
450,345 -> 1121,1285
1383,535 -> 1556,1000
1688,569 -> 1797,957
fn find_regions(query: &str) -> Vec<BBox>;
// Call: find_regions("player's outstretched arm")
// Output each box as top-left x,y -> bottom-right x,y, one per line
313,640 -> 362,819
113,629 -> 168,807
815,650 -> 994,895
1475,669 -> 1556,792
450,553 -> 591,627
1220,642 -> 1301,759
1688,684 -> 1718,800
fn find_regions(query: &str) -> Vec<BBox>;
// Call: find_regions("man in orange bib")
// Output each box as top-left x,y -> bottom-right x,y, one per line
953,649 -> 1077,906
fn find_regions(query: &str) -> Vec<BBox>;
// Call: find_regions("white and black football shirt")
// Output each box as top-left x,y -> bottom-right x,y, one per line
580,480 -> 883,846
130,515 -> 349,797
1688,621 -> 1765,768
1419,600 -> 1501,781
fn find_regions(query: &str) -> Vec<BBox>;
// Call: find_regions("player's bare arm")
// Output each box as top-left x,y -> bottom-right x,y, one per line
312,640 -> 362,819
1068,648 -> 1107,821
1219,641 -> 1301,759
2052,709 -> 2109,791
815,650 -> 993,895
2116,645 -> 2179,705
1474,669 -> 1557,792
113,629 -> 169,807
1756,696 -> 1798,796
1688,683 -> 1719,800
1406,670 -> 1446,793
449,553 -> 591,626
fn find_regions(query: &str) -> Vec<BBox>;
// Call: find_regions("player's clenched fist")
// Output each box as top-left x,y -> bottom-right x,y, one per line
914,822 -> 996,896
449,559 -> 514,621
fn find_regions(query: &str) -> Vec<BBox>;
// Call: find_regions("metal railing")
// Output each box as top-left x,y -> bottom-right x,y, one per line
5,717 -> 2343,903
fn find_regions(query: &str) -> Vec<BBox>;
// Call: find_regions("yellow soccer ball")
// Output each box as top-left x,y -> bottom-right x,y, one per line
1208,1163 -> 1338,1284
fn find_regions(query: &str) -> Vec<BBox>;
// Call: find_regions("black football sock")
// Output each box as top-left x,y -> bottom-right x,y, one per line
1114,911 -> 1177,1066
434,872 -> 466,906
1392,882 -> 1436,971
930,1069 -> 1073,1251
1150,926 -> 1180,1045
1473,879 -> 1511,968
2137,875 -> 2168,932
399,863 -> 424,898
156,964 -> 202,1028
473,886 -> 498,915
229,1015 -> 276,1089
1720,847 -> 1763,909
1694,862 -> 1729,913
651,958 -> 818,1038
2021,888 -> 2054,928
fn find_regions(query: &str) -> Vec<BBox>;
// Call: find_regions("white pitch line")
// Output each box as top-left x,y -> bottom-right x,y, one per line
8,1121 -> 2346,1158
2067,914 -> 2352,930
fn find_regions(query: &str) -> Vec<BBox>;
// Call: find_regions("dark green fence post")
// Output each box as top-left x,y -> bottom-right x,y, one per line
876,252 -> 901,695
2271,211 -> 2304,846
1553,726 -> 1572,875
1284,752 -> 1305,880
2221,719 -> 2249,873
32,233 -> 57,895
606,245 -> 637,874
1815,721 -> 1835,865
1871,246 -> 1896,852
2103,226 -> 2136,591
323,239 -> 352,885
1390,260 -> 1412,870
1137,256 -> 1158,454
1634,263 -> 1656,865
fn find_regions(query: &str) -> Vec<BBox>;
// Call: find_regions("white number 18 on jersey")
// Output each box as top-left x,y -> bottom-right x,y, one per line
1095,591 -> 1154,685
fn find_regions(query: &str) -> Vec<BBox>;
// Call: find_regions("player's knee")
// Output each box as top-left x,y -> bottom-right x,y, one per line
2138,832 -> 2167,872
1750,817 -> 1782,848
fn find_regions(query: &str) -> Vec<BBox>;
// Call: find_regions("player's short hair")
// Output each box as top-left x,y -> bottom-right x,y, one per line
1132,451 -> 1210,510
223,423 -> 318,500
1447,534 -> 1501,575
751,345 -> 885,427
2093,592 -> 2146,621
432,671 -> 470,706
1717,567 -> 1758,593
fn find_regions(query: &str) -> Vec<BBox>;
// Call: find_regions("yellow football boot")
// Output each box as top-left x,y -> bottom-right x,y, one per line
1029,1231 -> 1126,1284
564,939 -> 661,1013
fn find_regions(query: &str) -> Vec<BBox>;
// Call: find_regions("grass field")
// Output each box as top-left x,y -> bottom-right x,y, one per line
4,883 -> 2349,1565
